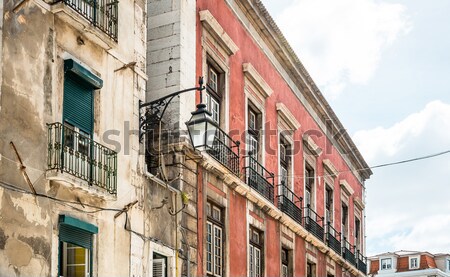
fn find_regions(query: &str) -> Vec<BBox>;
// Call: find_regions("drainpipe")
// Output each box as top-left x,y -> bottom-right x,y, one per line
180,227 -> 190,277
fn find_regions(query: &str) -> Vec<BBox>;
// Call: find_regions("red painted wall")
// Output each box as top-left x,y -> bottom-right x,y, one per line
197,167 -> 204,277
295,235 -> 306,277
195,0 -> 366,275
228,191 -> 248,276
265,216 -> 281,276
317,251 -> 327,277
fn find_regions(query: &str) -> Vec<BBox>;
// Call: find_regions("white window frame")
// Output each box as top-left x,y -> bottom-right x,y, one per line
208,67 -> 218,92
324,185 -> 333,225
61,242 -> 91,277
207,203 -> 224,277
282,264 -> 288,277
381,258 -> 392,270
152,258 -> 166,277
63,122 -> 91,156
244,90 -> 266,167
409,256 -> 420,269
304,162 -> 316,210
249,244 -> 261,277
149,242 -> 175,277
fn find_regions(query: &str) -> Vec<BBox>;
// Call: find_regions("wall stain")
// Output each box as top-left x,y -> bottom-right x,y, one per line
0,228 -> 8,249
18,235 -> 51,263
43,27 -> 53,116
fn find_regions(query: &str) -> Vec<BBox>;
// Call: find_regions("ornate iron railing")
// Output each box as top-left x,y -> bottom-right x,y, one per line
325,224 -> 341,255
47,122 -> 117,194
356,250 -> 367,274
277,182 -> 302,224
244,155 -> 274,203
206,127 -> 240,176
342,239 -> 356,266
61,0 -> 118,40
303,205 -> 324,241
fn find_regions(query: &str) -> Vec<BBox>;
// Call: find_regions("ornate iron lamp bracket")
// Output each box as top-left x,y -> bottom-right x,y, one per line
139,77 -> 205,142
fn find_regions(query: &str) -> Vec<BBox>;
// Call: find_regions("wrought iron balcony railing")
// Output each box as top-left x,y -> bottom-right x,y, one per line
47,122 -> 117,195
303,205 -> 324,241
325,223 -> 341,255
206,127 -> 240,176
61,0 -> 118,41
356,250 -> 367,274
342,239 -> 357,266
277,182 -> 302,224
244,155 -> 274,203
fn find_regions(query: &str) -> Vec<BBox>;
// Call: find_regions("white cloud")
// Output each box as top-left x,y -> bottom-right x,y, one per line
353,100 -> 450,162
274,0 -> 411,98
352,101 -> 450,255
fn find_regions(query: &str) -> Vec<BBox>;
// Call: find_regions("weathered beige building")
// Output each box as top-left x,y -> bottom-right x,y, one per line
0,0 -> 194,275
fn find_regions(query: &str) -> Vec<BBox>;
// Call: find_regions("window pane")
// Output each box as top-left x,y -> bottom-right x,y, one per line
249,245 -> 254,277
206,222 -> 212,273
211,97 -> 220,124
255,248 -> 261,277
282,265 -> 288,277
63,243 -> 89,277
214,226 -> 222,276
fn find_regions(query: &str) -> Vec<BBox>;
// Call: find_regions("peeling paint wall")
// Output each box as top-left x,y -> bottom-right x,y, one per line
0,0 -> 149,275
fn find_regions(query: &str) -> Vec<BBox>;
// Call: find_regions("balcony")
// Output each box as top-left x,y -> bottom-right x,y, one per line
342,239 -> 357,266
277,182 -> 302,225
303,206 -> 324,241
47,122 -> 117,195
206,128 -> 240,176
325,224 -> 341,255
356,250 -> 367,274
55,0 -> 118,41
244,155 -> 274,203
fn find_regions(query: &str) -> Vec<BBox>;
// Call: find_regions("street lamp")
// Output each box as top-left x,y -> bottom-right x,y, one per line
185,101 -> 218,150
139,76 -> 218,150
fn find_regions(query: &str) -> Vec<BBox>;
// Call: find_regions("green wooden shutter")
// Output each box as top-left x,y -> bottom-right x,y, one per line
63,72 -> 94,134
58,215 -> 98,249
59,223 -> 93,249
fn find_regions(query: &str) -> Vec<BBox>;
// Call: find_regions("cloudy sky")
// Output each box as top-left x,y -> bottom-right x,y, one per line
263,0 -> 450,256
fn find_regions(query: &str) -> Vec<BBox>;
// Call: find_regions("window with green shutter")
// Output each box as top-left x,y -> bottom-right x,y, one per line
58,215 -> 98,277
63,59 -> 103,135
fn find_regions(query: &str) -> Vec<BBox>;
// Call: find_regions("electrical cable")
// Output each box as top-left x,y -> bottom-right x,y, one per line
0,179 -> 124,213
261,148 -> 450,180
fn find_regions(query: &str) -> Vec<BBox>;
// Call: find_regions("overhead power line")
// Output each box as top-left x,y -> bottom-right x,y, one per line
369,149 -> 450,169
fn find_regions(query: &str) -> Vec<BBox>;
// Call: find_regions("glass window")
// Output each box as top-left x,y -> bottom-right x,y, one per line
249,227 -> 263,277
206,63 -> 223,126
207,202 -> 224,276
307,262 -> 316,277
409,257 -> 418,269
247,106 -> 261,161
341,203 -> 348,239
381,258 -> 392,270
325,187 -> 333,224
59,223 -> 94,277
61,242 -> 90,277
305,164 -> 314,209
152,253 -> 167,277
281,248 -> 290,277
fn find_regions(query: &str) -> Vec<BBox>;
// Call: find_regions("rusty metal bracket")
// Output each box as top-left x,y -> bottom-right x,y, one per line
9,141 -> 37,195
114,200 -> 138,219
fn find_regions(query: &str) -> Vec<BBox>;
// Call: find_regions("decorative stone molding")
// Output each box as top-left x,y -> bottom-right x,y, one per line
180,141 -> 364,277
199,10 -> 239,55
303,135 -> 322,156
276,103 -> 301,130
354,196 -> 365,210
340,179 -> 354,196
323,159 -> 339,177
243,63 -> 273,98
